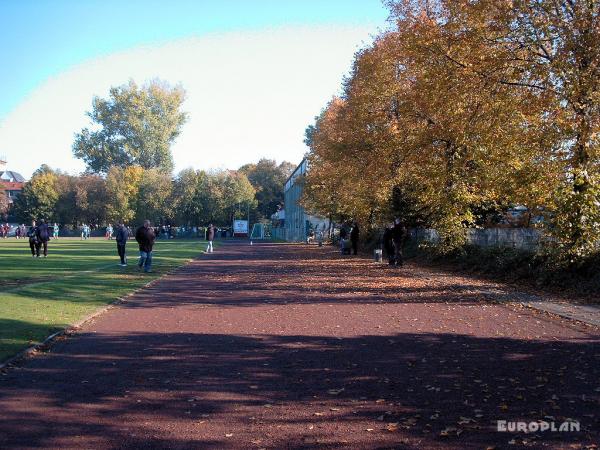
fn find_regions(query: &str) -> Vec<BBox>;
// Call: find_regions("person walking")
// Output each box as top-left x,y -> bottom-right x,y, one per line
27,220 -> 40,257
206,223 -> 215,253
52,223 -> 59,239
115,221 -> 129,266
36,219 -> 51,257
391,218 -> 408,266
135,220 -> 156,273
350,221 -> 360,255
383,223 -> 395,265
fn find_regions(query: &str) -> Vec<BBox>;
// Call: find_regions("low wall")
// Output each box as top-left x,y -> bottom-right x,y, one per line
412,228 -> 541,251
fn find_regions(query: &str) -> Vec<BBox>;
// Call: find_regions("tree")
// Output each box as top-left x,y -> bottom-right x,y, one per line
73,79 -> 187,174
239,159 -> 295,219
73,175 -> 109,226
13,167 -> 59,223
133,168 -> 173,225
171,168 -> 204,226
105,165 -> 144,224
386,0 -> 600,258
0,192 -> 9,221
54,174 -> 79,226
219,170 -> 256,224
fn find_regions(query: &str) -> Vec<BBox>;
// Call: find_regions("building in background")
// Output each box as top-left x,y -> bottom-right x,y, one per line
281,158 -> 328,242
0,158 -> 25,208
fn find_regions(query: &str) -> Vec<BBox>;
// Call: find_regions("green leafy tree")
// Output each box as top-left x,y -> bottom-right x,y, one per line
105,165 -> 144,224
73,79 -> 187,174
73,175 -> 109,226
172,168 -> 203,226
54,174 -> 79,226
13,167 -> 59,223
133,168 -> 173,225
0,192 -> 9,221
239,159 -> 295,219
220,170 -> 256,224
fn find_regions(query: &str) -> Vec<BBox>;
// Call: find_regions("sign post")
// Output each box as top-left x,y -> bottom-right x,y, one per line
232,220 -> 248,237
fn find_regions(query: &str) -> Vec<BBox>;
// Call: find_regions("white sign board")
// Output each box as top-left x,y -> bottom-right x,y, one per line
233,220 -> 248,234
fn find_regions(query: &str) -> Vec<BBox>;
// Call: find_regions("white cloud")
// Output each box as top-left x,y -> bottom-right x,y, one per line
0,25 -> 376,178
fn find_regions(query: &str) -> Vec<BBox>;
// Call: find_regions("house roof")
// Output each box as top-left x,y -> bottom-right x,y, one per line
0,171 -> 25,183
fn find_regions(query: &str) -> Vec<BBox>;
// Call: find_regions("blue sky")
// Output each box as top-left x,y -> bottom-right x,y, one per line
0,0 -> 390,176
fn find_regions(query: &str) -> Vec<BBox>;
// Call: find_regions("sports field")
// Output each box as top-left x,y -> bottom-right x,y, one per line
0,237 -> 205,362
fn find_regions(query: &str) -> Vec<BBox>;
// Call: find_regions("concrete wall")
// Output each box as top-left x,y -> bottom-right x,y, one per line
412,228 -> 541,251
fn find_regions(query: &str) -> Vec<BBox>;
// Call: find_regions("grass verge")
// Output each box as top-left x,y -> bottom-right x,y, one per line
0,237 -> 209,362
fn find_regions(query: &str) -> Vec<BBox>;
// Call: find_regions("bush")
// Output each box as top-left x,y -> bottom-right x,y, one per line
410,239 -> 600,298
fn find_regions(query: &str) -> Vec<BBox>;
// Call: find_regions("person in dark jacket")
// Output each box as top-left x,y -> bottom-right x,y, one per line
36,219 -> 50,257
115,221 -> 129,266
383,223 -> 395,265
206,224 -> 215,253
135,220 -> 156,273
391,218 -> 408,266
27,220 -> 40,257
350,221 -> 360,255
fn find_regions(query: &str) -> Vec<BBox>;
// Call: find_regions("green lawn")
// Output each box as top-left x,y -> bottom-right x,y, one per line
0,237 -> 207,362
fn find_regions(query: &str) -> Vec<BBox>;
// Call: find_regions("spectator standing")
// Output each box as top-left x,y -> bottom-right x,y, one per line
115,221 -> 129,266
206,224 -> 215,253
106,224 -> 114,240
383,223 -> 395,265
350,222 -> 360,255
391,218 -> 408,266
53,223 -> 59,239
36,219 -> 51,257
135,220 -> 156,273
27,220 -> 40,257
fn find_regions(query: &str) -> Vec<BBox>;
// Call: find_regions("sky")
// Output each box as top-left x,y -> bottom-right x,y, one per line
0,0 -> 390,178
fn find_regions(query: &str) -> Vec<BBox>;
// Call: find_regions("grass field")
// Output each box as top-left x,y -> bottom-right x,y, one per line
0,237 -> 207,362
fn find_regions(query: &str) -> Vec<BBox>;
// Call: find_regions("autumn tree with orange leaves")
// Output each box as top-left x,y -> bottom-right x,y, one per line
304,0 -> 599,260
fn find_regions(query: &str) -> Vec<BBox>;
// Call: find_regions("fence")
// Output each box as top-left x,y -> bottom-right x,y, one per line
271,227 -> 287,241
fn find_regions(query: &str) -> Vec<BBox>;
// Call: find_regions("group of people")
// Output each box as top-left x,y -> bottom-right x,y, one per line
27,219 -> 51,257
339,222 -> 360,255
383,218 -> 408,266
15,224 -> 27,239
86,220 -> 157,272
335,218 -> 408,266
16,218 -> 218,272
81,224 -> 91,240
0,223 -> 10,238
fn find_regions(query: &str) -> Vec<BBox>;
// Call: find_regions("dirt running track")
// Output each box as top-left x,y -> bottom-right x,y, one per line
0,242 -> 598,449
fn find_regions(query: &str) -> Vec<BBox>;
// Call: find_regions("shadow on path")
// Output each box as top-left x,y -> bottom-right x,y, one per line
0,243 -> 598,449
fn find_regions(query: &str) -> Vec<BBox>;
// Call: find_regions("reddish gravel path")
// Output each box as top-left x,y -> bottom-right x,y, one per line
0,242 -> 598,449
